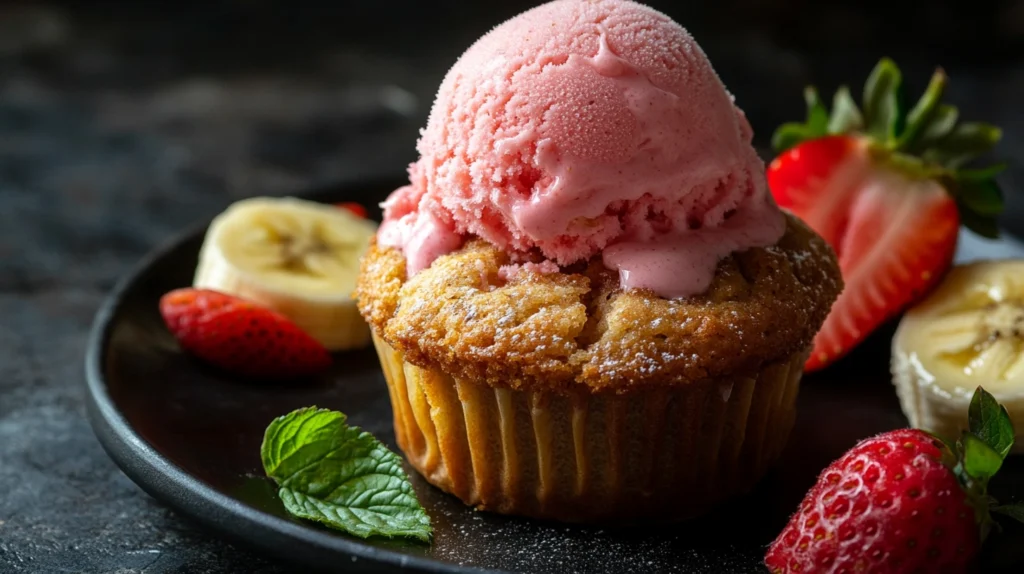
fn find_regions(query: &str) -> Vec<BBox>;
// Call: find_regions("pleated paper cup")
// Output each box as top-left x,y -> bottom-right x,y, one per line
373,332 -> 807,523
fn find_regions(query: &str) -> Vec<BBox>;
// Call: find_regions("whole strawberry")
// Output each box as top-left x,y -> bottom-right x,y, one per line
766,387 -> 1024,573
159,288 -> 332,379
768,58 -> 1004,372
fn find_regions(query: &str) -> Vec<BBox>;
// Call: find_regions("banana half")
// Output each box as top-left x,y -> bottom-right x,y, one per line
892,260 -> 1024,452
194,196 -> 378,351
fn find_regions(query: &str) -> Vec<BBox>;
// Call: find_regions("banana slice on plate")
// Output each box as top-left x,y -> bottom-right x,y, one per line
892,260 -> 1024,452
194,196 -> 378,351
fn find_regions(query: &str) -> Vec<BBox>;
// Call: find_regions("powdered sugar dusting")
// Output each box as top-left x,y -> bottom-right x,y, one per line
408,475 -> 768,574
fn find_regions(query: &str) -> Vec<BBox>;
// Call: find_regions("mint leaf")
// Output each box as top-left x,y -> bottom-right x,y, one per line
969,386 -> 1015,457
827,85 -> 863,134
862,58 -> 903,143
993,503 -> 1024,525
960,433 -> 1004,486
261,407 -> 432,542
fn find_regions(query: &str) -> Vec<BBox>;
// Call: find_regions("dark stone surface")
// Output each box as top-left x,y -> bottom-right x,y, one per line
1,1 -> 1023,573
0,4 -> 431,573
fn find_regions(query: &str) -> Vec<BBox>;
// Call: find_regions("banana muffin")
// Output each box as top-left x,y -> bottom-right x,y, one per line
357,214 -> 840,521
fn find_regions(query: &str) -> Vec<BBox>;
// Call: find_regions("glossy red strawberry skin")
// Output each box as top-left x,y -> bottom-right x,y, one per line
765,429 -> 979,574
159,288 -> 331,379
768,136 -> 960,371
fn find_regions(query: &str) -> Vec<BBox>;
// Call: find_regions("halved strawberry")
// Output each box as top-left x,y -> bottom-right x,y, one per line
160,288 -> 332,379
768,59 -> 1005,371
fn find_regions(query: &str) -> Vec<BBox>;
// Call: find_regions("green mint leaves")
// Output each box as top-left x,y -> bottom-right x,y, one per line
261,407 -> 432,542
771,58 -> 1005,239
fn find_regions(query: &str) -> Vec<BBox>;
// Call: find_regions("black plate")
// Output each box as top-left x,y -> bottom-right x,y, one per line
85,180 -> 1024,574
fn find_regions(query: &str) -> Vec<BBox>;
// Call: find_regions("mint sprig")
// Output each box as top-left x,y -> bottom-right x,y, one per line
771,58 -> 1005,239
261,407 -> 432,542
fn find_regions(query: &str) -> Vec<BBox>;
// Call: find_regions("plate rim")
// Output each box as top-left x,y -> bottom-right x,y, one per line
83,183 -> 501,574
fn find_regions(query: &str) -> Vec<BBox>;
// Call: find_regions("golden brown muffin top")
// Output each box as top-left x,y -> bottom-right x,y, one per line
356,214 -> 841,393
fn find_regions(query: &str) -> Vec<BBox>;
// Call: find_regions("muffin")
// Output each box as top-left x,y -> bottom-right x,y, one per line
355,0 -> 842,522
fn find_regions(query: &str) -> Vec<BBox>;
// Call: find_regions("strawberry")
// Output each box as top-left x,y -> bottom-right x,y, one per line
768,59 -> 1005,371
766,387 -> 1024,574
159,288 -> 331,379
335,202 -> 368,219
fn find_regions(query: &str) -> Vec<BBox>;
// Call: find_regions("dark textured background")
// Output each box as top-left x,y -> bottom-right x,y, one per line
2,1 -> 1024,572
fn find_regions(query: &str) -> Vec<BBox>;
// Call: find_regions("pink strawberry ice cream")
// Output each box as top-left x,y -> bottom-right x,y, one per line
378,0 -> 785,298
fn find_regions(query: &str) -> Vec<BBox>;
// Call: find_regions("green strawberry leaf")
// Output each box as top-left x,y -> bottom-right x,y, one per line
956,179 -> 1005,216
772,122 -> 814,153
862,58 -> 904,144
993,503 -> 1024,524
898,68 -> 947,151
924,122 -> 1003,169
958,163 -> 1008,182
261,407 -> 432,542
771,88 -> 833,153
911,104 -> 959,152
827,85 -> 863,134
959,207 -> 1001,239
960,432 -> 1004,486
804,86 -> 829,136
884,150 -> 934,179
968,386 -> 1016,457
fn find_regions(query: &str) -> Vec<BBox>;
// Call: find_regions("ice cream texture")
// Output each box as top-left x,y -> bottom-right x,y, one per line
378,0 -> 785,298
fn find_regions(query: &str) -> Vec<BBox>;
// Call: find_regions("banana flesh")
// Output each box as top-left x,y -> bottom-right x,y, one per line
892,260 -> 1024,452
194,196 -> 378,351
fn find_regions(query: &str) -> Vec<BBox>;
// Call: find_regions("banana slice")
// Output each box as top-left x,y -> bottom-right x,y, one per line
892,260 -> 1024,452
194,196 -> 378,351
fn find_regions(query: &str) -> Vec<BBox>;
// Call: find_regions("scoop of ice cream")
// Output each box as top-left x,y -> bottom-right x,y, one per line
379,0 -> 785,297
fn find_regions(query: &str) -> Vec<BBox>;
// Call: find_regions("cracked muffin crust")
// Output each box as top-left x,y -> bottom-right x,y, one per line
356,213 -> 842,393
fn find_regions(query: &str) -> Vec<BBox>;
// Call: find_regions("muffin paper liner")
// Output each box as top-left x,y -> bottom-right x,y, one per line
372,332 -> 809,522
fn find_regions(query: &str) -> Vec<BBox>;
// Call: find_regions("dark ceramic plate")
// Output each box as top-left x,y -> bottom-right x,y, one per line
85,179 -> 1024,574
